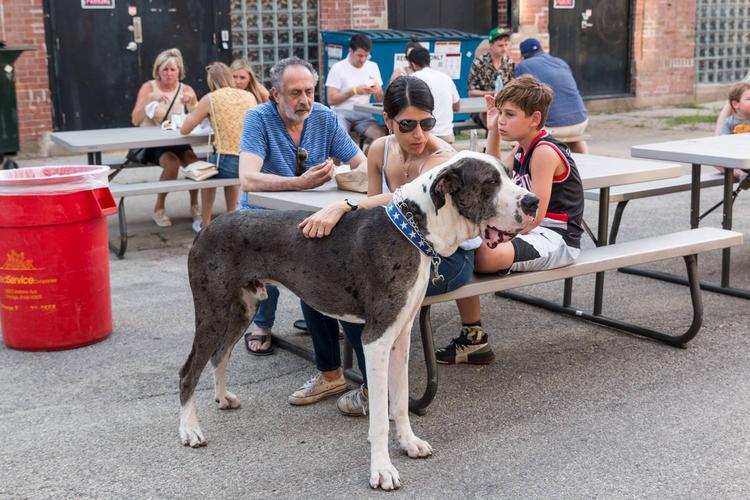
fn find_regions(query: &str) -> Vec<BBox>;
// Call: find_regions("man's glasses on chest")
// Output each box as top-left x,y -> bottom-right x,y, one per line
296,147 -> 308,176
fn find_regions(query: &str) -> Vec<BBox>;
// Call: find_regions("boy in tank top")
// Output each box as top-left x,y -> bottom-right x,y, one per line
475,75 -> 584,274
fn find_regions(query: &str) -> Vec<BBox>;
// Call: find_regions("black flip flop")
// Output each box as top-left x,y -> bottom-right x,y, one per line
244,333 -> 274,356
293,319 -> 308,332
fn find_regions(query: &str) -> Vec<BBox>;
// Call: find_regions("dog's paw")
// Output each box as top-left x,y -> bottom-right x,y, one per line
179,421 -> 207,448
400,435 -> 432,458
215,391 -> 241,410
369,462 -> 401,490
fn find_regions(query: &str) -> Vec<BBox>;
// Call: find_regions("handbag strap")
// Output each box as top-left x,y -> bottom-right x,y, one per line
160,82 -> 182,124
208,92 -> 219,166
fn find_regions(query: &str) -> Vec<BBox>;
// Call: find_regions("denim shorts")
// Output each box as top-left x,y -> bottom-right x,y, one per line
209,153 -> 239,179
426,247 -> 475,296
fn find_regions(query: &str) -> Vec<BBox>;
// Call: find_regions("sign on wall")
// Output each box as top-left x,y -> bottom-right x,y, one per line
553,0 -> 574,8
81,0 -> 115,9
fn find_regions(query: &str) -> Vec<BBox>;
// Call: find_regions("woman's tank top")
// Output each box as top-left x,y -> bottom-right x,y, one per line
380,135 -> 454,193
140,80 -> 186,127
208,87 -> 258,155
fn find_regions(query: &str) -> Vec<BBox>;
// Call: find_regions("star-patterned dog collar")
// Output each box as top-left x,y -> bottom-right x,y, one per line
385,200 -> 439,259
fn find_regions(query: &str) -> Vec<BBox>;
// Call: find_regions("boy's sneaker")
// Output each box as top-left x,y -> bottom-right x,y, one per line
288,373 -> 347,406
337,385 -> 368,417
435,326 -> 495,365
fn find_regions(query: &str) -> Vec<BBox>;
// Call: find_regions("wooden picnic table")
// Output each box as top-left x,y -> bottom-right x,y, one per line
632,133 -> 750,299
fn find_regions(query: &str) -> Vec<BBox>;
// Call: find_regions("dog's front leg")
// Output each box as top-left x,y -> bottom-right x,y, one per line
389,326 -> 432,459
363,336 -> 400,490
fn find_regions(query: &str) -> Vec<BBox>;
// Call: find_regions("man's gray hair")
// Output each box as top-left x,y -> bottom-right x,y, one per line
269,57 -> 319,91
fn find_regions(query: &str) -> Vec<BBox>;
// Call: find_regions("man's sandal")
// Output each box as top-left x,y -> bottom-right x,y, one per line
244,333 -> 274,356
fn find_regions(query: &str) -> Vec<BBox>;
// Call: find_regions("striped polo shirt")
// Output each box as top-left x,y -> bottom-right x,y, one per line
239,101 -> 359,176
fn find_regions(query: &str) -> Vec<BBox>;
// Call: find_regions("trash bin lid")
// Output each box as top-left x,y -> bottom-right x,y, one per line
0,166 -> 109,194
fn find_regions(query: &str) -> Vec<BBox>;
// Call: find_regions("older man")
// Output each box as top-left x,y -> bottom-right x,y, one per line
238,57 -> 369,411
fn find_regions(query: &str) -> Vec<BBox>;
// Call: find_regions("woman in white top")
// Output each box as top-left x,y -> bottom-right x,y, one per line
131,48 -> 200,227
297,76 -> 492,416
387,37 -> 424,84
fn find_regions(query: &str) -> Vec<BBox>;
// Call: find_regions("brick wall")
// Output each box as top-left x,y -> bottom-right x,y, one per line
510,0 -> 697,105
319,0 -> 386,31
631,0 -> 696,98
0,0 -> 53,153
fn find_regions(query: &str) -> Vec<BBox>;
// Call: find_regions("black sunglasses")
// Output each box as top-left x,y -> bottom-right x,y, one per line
396,117 -> 437,133
295,147 -> 308,176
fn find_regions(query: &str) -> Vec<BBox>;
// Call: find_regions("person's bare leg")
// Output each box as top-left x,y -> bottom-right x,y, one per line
567,140 -> 588,154
200,188 -> 217,228
224,185 -> 240,212
321,367 -> 344,382
155,152 -> 180,211
456,296 -> 481,324
474,241 -> 515,274
178,150 -> 200,207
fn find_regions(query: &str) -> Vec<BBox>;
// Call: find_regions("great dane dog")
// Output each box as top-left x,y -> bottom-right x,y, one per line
179,151 -> 538,490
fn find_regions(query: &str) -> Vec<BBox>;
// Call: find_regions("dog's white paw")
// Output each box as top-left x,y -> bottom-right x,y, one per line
179,420 -> 207,448
400,435 -> 432,458
215,391 -> 241,410
369,461 -> 401,490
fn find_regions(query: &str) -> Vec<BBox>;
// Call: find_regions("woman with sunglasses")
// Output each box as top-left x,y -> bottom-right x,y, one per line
298,76 -> 491,416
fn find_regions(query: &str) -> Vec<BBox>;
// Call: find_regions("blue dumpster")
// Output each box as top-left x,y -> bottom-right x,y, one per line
321,29 -> 484,122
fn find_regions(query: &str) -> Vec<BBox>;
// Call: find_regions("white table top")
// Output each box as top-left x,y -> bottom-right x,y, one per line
247,154 -> 683,211
631,133 -> 750,169
50,127 -> 209,153
353,97 -> 487,116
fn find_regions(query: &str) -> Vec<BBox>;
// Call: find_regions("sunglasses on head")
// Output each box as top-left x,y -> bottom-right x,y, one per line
295,147 -> 308,176
395,117 -> 436,133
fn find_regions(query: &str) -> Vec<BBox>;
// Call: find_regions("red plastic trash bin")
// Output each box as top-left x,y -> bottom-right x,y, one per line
0,165 -> 117,350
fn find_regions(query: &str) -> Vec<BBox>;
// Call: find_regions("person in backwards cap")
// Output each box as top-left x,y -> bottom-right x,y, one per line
513,37 -> 589,153
467,27 -> 515,128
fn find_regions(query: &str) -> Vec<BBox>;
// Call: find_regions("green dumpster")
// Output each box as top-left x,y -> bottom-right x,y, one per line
0,46 -> 33,169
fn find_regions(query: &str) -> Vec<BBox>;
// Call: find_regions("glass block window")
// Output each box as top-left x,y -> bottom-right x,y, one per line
695,0 -> 750,84
231,0 -> 319,86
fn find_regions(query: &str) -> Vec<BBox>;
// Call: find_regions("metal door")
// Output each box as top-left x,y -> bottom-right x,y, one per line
388,0 -> 498,35
44,0 -> 230,131
548,0 -> 632,98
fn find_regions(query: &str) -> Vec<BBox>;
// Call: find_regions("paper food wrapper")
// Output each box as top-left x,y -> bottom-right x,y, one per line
334,165 -> 368,193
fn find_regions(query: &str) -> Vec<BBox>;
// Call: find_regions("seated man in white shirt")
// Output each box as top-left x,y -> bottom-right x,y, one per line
325,33 -> 386,143
407,46 -> 460,143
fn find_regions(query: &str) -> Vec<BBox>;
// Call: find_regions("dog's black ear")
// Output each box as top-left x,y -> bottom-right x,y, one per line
430,164 -> 463,213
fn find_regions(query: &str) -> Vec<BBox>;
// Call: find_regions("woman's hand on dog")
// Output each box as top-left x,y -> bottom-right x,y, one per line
298,201 -> 349,238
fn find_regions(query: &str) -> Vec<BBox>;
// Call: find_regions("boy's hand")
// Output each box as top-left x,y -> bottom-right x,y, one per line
485,94 -> 499,131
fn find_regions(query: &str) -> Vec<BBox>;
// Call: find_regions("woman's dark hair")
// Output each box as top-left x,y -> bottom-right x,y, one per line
383,76 -> 434,119
405,36 -> 422,54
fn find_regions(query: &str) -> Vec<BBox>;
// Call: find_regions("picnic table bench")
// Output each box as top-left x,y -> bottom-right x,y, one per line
408,226 -> 743,413
108,178 -> 240,258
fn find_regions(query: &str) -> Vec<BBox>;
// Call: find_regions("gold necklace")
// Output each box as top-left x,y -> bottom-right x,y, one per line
403,161 -> 411,179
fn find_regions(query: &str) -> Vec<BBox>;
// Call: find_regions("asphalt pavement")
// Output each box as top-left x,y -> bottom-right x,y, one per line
2,104 -> 750,498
